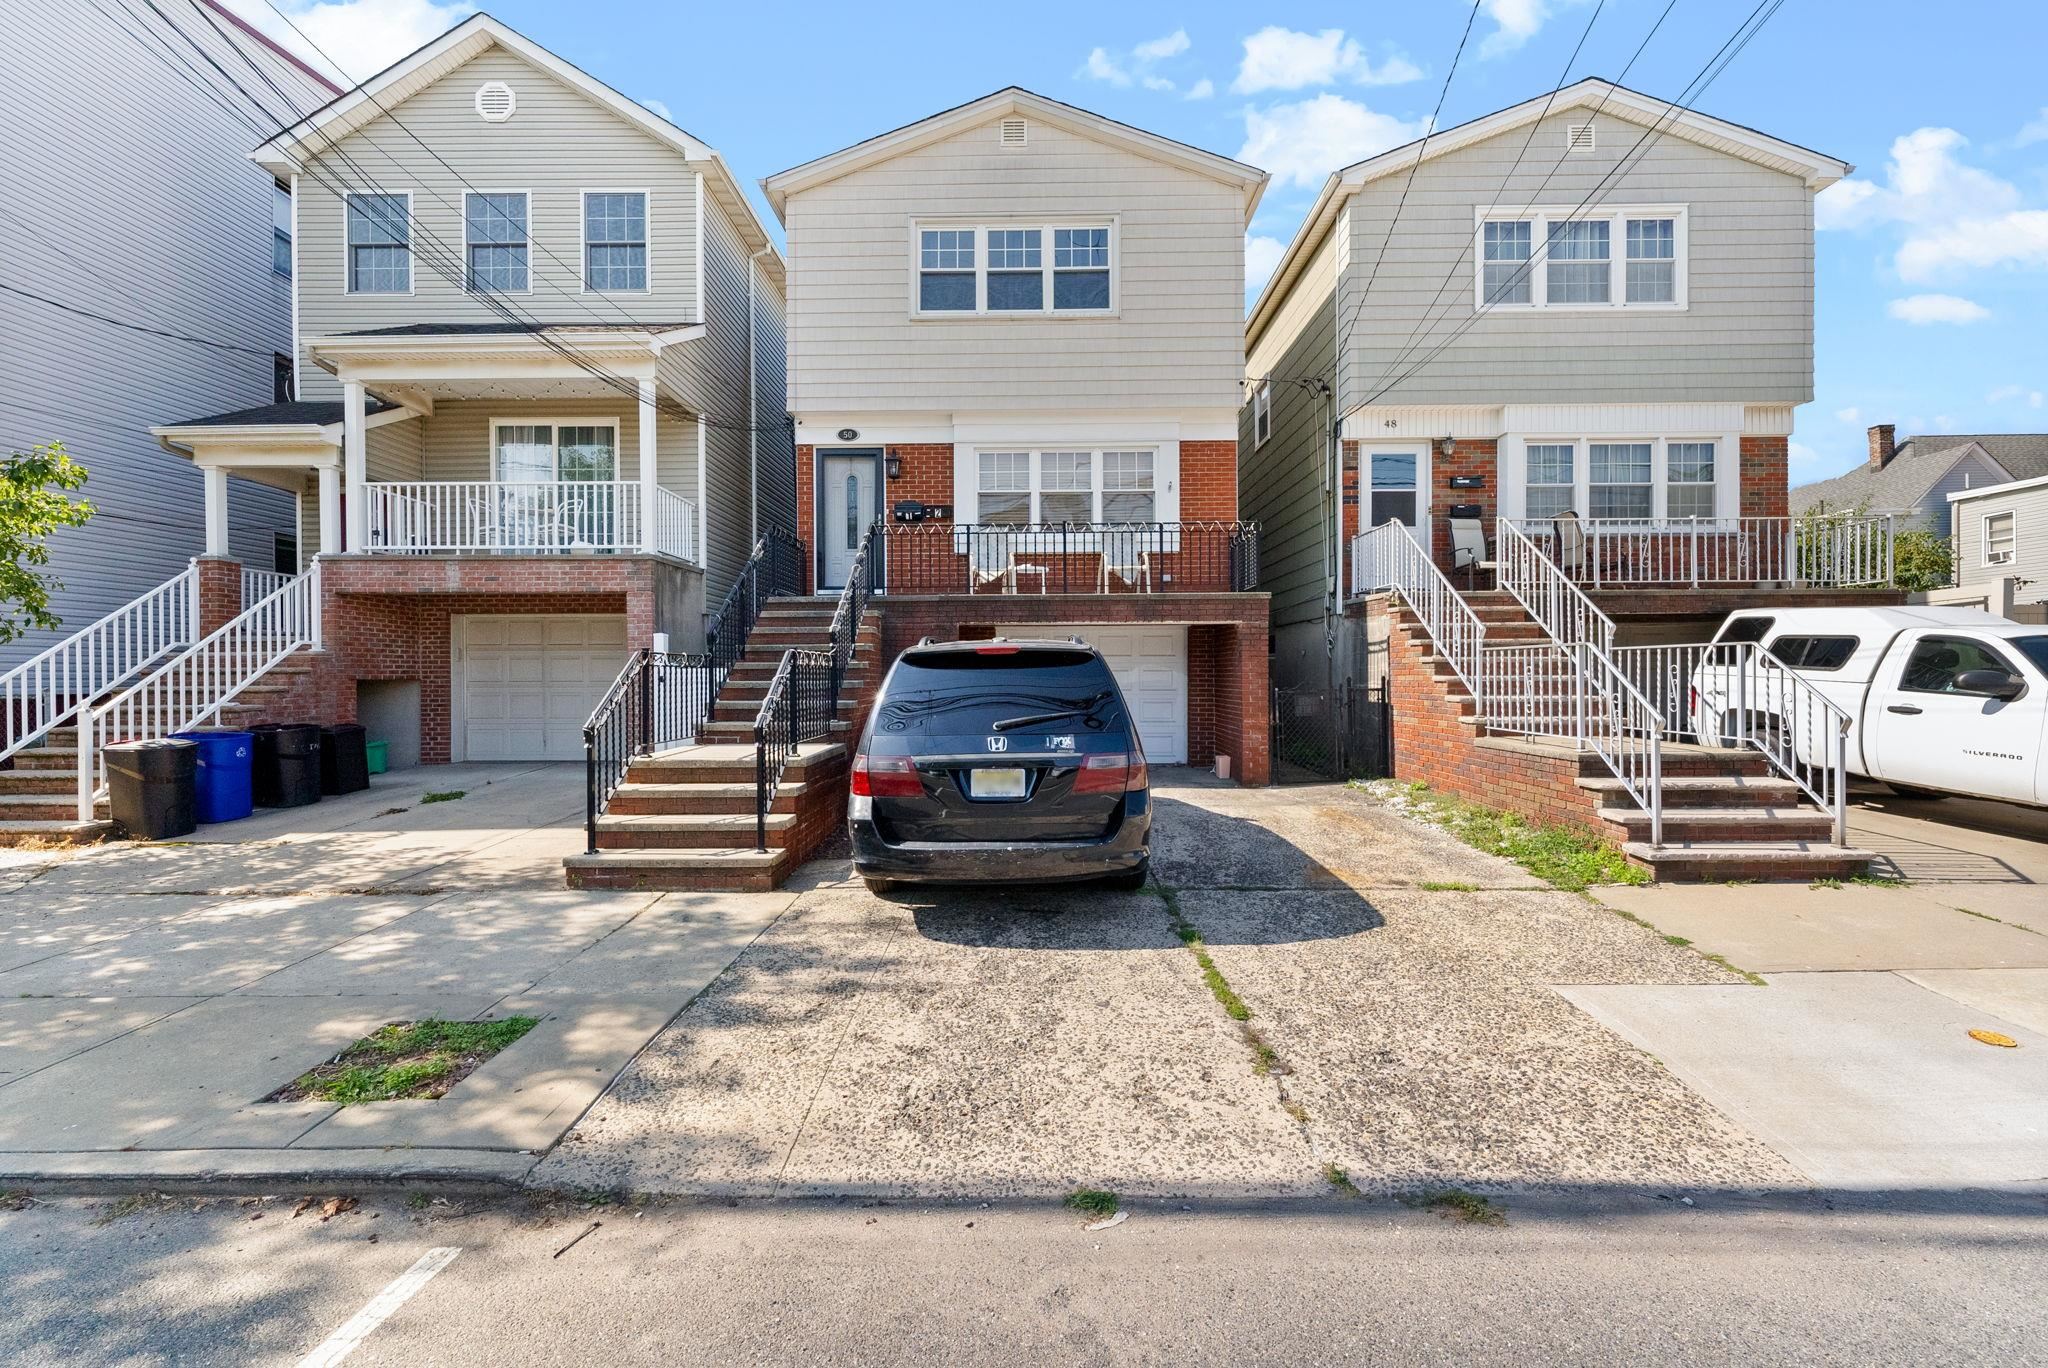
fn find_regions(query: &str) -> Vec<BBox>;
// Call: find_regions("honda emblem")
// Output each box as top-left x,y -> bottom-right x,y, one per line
985,735 -> 1009,752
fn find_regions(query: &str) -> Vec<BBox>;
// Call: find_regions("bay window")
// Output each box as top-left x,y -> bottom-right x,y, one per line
973,447 -> 1159,525
914,222 -> 1115,315
1475,205 -> 1685,310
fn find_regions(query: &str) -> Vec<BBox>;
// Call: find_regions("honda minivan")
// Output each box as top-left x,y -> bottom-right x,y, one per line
848,638 -> 1151,893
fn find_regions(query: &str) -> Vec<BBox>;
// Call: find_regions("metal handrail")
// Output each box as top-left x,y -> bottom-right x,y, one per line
1349,520 -> 1488,695
1,564 -> 197,765
1480,638 -> 1666,845
826,522 -> 880,705
1494,518 -> 1617,656
1501,512 -> 1897,588
751,647 -> 834,852
706,527 -> 805,698
580,647 -> 717,852
878,520 -> 1259,595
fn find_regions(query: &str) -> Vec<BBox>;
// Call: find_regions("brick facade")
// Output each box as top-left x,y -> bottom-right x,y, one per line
1739,435 -> 1790,518
195,556 -> 243,635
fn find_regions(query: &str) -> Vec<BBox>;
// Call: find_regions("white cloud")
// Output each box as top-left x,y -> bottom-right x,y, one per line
1888,293 -> 1990,325
1142,75 -> 1176,93
639,98 -> 673,122
1817,127 -> 2048,282
1835,407 -> 1861,425
1135,29 -> 1190,61
1238,94 -> 1427,189
1185,78 -> 1216,101
1480,0 -> 1549,58
1987,384 -> 2045,408
220,0 -> 475,84
1246,234 -> 1287,294
1080,47 -> 1131,86
1789,441 -> 1821,468
2017,108 -> 2048,147
1233,27 -> 1421,93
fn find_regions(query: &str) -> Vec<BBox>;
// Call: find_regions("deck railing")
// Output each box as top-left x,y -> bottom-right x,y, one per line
1350,520 -> 1488,696
1501,512 -> 1897,588
364,480 -> 700,563
581,648 -> 718,850
879,521 -> 1258,595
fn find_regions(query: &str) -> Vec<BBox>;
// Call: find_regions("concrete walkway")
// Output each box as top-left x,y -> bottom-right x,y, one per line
1584,789 -> 2048,1191
0,765 -> 790,1187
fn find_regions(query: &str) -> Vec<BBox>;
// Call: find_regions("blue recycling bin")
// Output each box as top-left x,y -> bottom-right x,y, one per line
170,728 -> 255,823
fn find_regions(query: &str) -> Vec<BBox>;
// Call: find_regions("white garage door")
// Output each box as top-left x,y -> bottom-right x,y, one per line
458,615 -> 628,761
1048,623 -> 1188,764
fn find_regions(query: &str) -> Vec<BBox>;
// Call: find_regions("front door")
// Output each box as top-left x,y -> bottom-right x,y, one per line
819,451 -> 878,590
1366,445 -> 1429,539
1866,632 -> 2047,803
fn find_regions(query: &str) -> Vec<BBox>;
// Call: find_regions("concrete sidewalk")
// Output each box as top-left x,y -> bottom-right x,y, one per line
0,765 -> 792,1188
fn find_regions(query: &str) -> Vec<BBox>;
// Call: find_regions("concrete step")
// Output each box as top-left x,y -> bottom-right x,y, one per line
0,818 -> 113,847
0,770 -> 77,795
717,672 -> 870,700
699,718 -> 852,742
1577,774 -> 1807,809
1623,840 -> 1874,882
596,810 -> 799,851
605,781 -> 802,816
563,846 -> 792,893
12,747 -> 81,772
0,793 -> 94,822
711,695 -> 862,724
626,742 -> 845,786
1599,805 -> 1838,843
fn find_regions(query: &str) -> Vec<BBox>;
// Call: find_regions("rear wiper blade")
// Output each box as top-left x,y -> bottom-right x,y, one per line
991,692 -> 1113,731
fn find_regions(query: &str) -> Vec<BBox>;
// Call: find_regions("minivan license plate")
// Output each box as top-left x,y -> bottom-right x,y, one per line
969,767 -> 1028,799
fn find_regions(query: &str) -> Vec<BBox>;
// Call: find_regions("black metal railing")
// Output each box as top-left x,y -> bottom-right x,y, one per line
752,647 -> 834,851
706,527 -> 806,689
582,648 -> 717,851
877,520 -> 1259,595
827,521 -> 881,700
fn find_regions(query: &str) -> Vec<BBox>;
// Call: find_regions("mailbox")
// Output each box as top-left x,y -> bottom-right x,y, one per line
1447,503 -> 1484,519
892,501 -> 954,524
1448,474 -> 1486,490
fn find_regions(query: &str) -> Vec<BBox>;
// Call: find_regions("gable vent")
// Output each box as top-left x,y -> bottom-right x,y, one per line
999,117 -> 1028,148
1565,121 -> 1595,153
474,81 -> 516,123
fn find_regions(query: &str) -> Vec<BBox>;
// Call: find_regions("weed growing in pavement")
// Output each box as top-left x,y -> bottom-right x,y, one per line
1064,1188 -> 1119,1219
1955,908 -> 2044,937
1849,871 -> 1909,887
91,1193 -> 186,1225
1600,906 -> 1766,986
405,1191 -> 431,1210
1323,1164 -> 1362,1198
1355,781 -> 1648,891
1418,880 -> 1478,892
267,1017 -> 539,1104
420,790 -> 466,804
1400,1188 -> 1506,1226
1157,885 -> 1251,1022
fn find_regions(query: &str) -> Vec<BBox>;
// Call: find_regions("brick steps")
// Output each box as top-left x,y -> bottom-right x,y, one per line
1598,804 -> 1838,844
1623,840 -> 1876,882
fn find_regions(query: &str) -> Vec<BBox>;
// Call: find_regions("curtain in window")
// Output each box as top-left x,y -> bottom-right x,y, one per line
1103,451 -> 1155,522
1588,442 -> 1652,519
1040,451 -> 1092,524
978,451 -> 1030,524
1546,220 -> 1609,304
1666,442 -> 1715,518
1525,443 -> 1575,519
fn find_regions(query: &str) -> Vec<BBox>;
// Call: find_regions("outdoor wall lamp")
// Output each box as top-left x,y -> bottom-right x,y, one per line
1437,435 -> 1456,457
885,452 -> 903,480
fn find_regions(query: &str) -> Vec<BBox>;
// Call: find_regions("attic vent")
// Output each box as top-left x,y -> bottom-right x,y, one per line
474,81 -> 516,123
1565,121 -> 1595,153
999,117 -> 1028,148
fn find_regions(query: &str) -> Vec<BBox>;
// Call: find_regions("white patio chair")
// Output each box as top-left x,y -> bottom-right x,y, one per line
1097,526 -> 1154,594
1449,517 -> 1496,590
968,529 -> 1047,594
1552,509 -> 1589,580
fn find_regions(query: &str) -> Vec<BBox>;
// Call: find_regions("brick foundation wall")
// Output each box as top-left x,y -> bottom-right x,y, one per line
874,594 -> 1270,785
195,556 -> 242,634
1740,436 -> 1790,518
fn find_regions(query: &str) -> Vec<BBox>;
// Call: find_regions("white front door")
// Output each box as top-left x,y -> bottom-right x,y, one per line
1366,445 -> 1430,539
1866,631 -> 2047,803
456,614 -> 627,761
820,453 -> 877,590
1049,623 -> 1189,763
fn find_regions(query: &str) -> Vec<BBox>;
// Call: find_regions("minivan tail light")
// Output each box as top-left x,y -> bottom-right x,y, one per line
851,752 -> 921,798
1073,752 -> 1144,795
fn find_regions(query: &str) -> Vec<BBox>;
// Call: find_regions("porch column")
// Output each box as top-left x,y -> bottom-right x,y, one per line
317,462 -> 341,555
638,377 -> 659,554
201,465 -> 229,557
342,380 -> 367,553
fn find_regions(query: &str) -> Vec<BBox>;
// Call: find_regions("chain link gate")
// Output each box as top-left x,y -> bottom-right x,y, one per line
1269,678 -> 1391,784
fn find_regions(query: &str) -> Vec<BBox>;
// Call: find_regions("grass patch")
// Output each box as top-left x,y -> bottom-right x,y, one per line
266,1016 -> 539,1104
1360,782 -> 1648,892
91,1193 -> 184,1226
1323,1164 -> 1362,1198
420,790 -> 466,804
1603,907 -> 1766,986
1400,1187 -> 1506,1226
1,1189 -> 35,1212
1850,871 -> 1910,888
1064,1187 -> 1119,1219
1418,880 -> 1478,892
1158,885 -> 1252,1022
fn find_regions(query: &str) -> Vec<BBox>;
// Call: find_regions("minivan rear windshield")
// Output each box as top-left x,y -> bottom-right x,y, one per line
897,647 -> 1097,672
883,649 -> 1124,731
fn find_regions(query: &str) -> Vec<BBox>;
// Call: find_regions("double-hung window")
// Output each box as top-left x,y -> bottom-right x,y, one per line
465,191 -> 529,293
583,192 -> 647,291
271,182 -> 292,279
1588,442 -> 1653,520
972,447 -> 1160,525
1986,511 -> 2018,565
493,421 -> 620,483
1665,442 -> 1716,518
1521,437 -> 1721,521
1252,381 -> 1272,447
1476,206 -> 1685,309
345,193 -> 410,294
1525,444 -> 1575,520
914,223 -> 1114,314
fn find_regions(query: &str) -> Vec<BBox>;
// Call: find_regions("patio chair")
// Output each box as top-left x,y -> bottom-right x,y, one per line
1097,527 -> 1154,594
1449,517 -> 1497,590
968,529 -> 1047,594
1552,509 -> 1588,580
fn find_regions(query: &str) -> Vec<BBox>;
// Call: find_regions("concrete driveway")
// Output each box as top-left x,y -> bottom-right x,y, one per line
538,771 -> 1794,1200
0,764 -> 790,1186
1579,788 -> 2048,1192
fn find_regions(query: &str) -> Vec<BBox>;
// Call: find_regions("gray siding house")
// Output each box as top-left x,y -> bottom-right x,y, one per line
1792,425 -> 2048,536
1944,474 -> 2048,623
145,14 -> 794,765
1241,79 -> 1850,688
0,0 -> 334,667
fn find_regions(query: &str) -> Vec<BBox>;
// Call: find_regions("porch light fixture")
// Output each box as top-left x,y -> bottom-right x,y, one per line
1437,435 -> 1456,457
885,452 -> 903,480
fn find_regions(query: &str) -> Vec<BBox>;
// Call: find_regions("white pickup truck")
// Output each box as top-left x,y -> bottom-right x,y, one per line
1688,605 -> 2048,804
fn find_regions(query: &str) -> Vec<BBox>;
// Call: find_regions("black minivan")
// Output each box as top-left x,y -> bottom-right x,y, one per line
848,638 -> 1151,894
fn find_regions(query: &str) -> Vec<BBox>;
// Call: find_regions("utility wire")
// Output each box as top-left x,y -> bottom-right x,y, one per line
0,282 -> 274,356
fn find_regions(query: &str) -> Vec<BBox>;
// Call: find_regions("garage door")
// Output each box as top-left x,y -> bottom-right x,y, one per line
1048,623 -> 1188,764
457,615 -> 628,761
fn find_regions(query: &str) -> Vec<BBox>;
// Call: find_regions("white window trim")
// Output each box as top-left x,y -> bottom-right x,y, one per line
463,188 -> 533,296
1472,204 -> 1688,313
489,417 -> 625,482
343,190 -> 413,297
1252,380 -> 1273,449
1985,509 -> 2018,566
272,181 -> 293,281
909,217 -> 1121,319
579,188 -> 653,295
1505,434 -> 1735,523
965,445 -> 1167,526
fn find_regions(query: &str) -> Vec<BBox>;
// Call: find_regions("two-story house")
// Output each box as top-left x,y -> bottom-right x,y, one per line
1242,80 -> 1895,879
766,88 -> 1272,781
0,0 -> 331,673
143,15 -> 791,771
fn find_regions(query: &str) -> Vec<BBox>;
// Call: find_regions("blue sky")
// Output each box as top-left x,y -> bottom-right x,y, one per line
233,0 -> 2048,484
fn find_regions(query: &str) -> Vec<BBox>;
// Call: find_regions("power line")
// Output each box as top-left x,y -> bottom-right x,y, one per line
0,282 -> 274,356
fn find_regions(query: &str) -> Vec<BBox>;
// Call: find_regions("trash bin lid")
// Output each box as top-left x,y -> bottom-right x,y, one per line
322,723 -> 368,738
274,723 -> 322,756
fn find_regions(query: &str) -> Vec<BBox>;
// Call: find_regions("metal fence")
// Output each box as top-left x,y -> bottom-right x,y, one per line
1270,679 -> 1391,785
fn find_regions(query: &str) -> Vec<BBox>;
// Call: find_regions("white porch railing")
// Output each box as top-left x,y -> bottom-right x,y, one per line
241,567 -> 295,604
363,481 -> 700,563
1495,519 -> 1616,655
1616,639 -> 1852,846
78,567 -> 320,821
1,566 -> 197,764
1501,512 -> 1897,588
1350,521 -> 1488,694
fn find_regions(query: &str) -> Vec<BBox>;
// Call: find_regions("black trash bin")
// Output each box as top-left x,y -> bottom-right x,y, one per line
320,723 -> 370,796
266,724 -> 323,808
249,724 -> 284,807
105,738 -> 197,840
